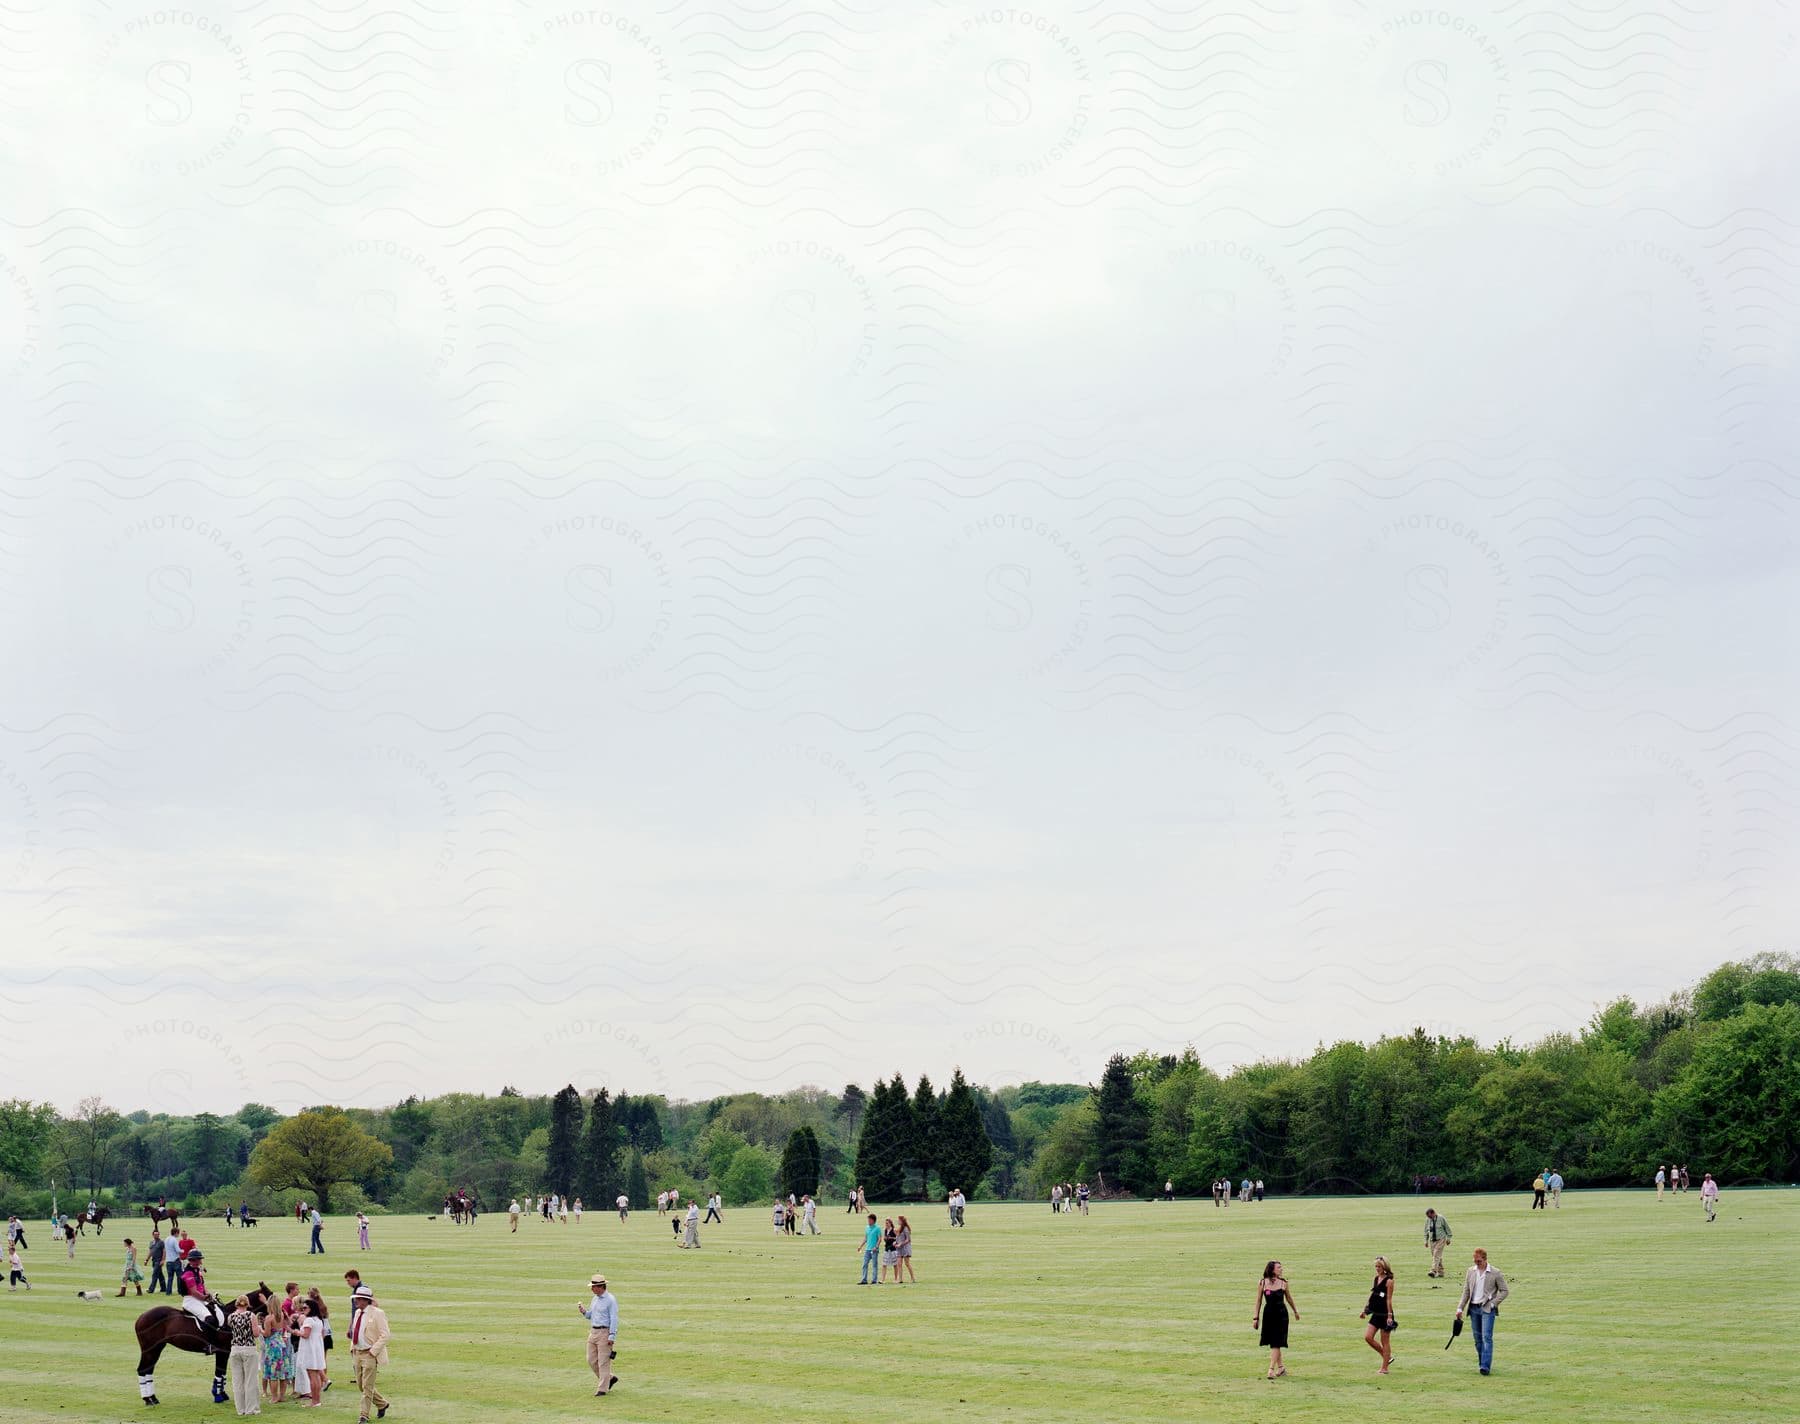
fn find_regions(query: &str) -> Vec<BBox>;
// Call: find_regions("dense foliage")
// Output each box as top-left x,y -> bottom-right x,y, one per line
1,956 -> 1792,1217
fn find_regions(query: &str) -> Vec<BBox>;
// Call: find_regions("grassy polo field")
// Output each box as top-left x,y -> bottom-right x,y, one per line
1,1189 -> 1792,1423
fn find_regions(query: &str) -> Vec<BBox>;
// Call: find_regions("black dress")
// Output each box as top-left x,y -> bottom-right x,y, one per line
1366,1275 -> 1395,1331
1258,1284 -> 1289,1348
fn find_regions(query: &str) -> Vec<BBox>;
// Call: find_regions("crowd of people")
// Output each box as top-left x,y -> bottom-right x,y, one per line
2,1164 -> 1740,1408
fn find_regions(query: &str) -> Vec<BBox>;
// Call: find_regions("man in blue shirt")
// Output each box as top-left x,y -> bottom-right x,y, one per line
576,1273 -> 618,1395
858,1214 -> 881,1285
1547,1171 -> 1564,1208
309,1208 -> 324,1254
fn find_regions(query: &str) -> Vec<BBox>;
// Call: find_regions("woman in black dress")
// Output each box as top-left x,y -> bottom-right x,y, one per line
1252,1260 -> 1299,1379
1360,1255 -> 1397,1373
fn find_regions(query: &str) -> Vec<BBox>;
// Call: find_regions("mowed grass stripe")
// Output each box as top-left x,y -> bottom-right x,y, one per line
0,1192 -> 1790,1423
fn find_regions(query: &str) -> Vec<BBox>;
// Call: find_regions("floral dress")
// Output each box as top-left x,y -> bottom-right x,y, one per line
261,1319 -> 294,1382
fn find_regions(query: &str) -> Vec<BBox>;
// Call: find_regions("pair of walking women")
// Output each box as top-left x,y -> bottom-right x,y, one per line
1253,1257 -> 1397,1378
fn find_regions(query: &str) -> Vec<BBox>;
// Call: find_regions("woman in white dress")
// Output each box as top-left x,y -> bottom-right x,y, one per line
294,1299 -> 327,1406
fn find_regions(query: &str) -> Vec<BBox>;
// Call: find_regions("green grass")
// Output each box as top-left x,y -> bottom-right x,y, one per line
1,1190 -> 1791,1422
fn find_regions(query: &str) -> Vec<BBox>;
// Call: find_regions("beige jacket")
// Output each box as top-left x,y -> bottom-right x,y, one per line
348,1304 -> 391,1365
1457,1265 -> 1509,1314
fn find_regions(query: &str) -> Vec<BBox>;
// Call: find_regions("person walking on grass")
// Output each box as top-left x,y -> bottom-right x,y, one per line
357,1213 -> 371,1251
1253,1260 -> 1299,1379
880,1218 -> 900,1283
1548,1170 -> 1563,1208
146,1227 -> 166,1293
772,1197 -> 786,1236
1424,1208 -> 1452,1277
1454,1247 -> 1508,1375
308,1206 -> 324,1255
1360,1256 -> 1397,1374
682,1198 -> 701,1248
1655,1165 -> 1666,1200
705,1192 -> 722,1224
895,1215 -> 916,1282
858,1213 -> 881,1285
573,1197 -> 584,1223
803,1195 -> 818,1234
1530,1173 -> 1547,1210
348,1283 -> 392,1422
118,1237 -> 145,1296
1701,1172 -> 1719,1221
8,1241 -> 28,1290
577,1274 -> 618,1397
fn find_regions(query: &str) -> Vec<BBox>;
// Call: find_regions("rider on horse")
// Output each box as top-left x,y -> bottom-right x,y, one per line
176,1249 -> 224,1332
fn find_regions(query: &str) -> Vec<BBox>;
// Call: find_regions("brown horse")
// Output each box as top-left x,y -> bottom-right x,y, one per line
141,1205 -> 180,1232
70,1206 -> 111,1235
133,1282 -> 271,1406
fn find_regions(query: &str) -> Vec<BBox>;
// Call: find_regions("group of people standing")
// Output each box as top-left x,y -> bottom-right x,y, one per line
1214,1178 -> 1263,1204
771,1194 -> 820,1235
219,1270 -> 391,1420
1254,1237 -> 1509,1381
506,1195 -> 584,1229
1048,1182 -> 1089,1213
856,1213 -> 915,1284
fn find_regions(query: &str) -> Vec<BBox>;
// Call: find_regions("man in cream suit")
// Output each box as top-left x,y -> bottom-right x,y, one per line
1454,1248 -> 1509,1375
348,1283 -> 392,1422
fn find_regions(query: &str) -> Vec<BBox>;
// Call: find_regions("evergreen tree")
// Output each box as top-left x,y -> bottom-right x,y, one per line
620,1096 -> 665,1153
546,1084 -> 582,1198
910,1074 -> 940,1196
838,1083 -> 867,1142
854,1077 -> 905,1201
625,1148 -> 649,1210
1095,1054 -> 1152,1193
800,1125 -> 822,1195
936,1068 -> 994,1195
778,1128 -> 813,1198
577,1089 -> 622,1206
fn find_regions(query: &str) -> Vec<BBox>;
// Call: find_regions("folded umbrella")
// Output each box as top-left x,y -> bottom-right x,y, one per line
1444,1315 -> 1464,1350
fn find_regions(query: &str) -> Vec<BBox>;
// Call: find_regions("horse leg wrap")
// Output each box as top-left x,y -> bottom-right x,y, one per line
138,1375 -> 156,1401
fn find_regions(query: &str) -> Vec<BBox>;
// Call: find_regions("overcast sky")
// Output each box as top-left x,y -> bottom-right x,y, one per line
2,1 -> 1795,1115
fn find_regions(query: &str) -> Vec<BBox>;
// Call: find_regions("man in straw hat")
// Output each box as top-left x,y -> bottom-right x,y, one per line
347,1281 -> 392,1422
577,1272 -> 619,1395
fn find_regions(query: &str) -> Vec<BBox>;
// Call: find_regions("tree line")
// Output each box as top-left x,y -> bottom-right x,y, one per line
1,955 -> 1792,1215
